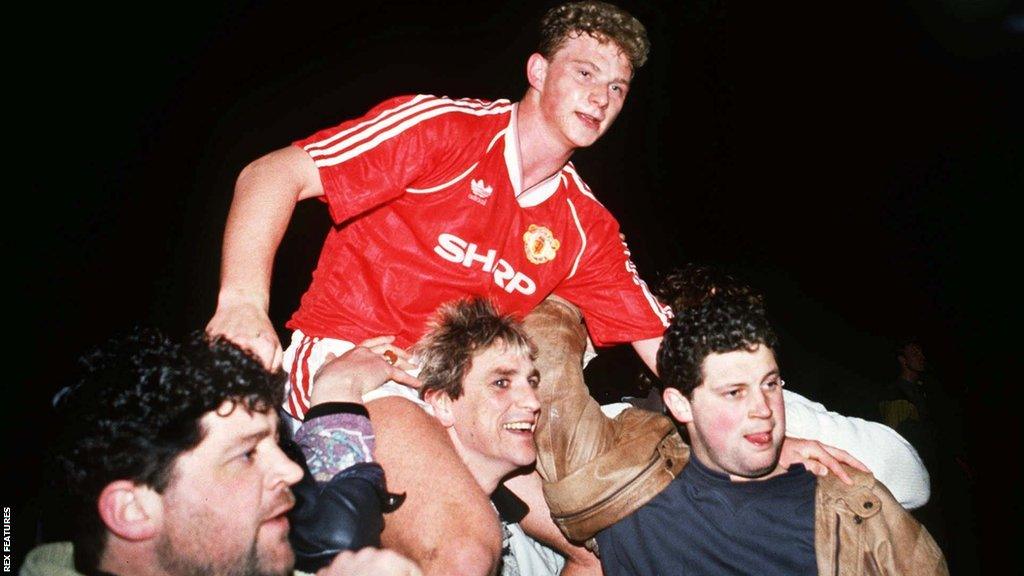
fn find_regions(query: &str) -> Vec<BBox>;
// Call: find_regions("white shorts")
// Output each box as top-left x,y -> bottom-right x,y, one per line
282,330 -> 430,427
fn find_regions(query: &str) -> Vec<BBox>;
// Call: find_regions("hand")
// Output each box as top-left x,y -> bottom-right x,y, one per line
780,437 -> 870,485
205,299 -> 282,371
357,335 -> 418,372
317,547 -> 422,576
310,337 -> 421,406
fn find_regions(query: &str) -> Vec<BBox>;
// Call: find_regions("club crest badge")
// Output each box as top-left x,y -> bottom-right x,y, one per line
523,224 -> 560,264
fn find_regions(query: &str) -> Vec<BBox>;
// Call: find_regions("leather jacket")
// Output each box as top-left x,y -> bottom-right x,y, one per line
524,297 -> 947,574
815,468 -> 947,575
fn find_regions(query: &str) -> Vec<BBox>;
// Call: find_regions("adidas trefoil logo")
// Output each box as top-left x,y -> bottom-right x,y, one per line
469,179 -> 493,205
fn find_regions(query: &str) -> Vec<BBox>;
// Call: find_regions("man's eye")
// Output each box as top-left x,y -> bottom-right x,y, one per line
725,389 -> 742,398
493,379 -> 509,389
578,69 -> 591,78
528,377 -> 540,389
763,379 -> 783,391
241,448 -> 257,463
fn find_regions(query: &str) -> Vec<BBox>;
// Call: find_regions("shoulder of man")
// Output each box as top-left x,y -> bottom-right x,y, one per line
816,465 -> 880,514
20,542 -> 83,576
816,465 -> 949,574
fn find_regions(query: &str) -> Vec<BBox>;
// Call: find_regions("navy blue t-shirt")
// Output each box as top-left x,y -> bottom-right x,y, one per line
594,455 -> 817,575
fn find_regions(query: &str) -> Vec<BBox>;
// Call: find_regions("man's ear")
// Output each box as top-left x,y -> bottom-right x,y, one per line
97,480 -> 162,542
663,388 -> 694,425
424,390 -> 455,428
526,53 -> 549,92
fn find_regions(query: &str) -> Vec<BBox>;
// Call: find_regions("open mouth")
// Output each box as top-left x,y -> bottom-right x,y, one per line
263,495 -> 296,527
261,512 -> 291,533
575,112 -> 602,130
502,421 -> 536,434
744,431 -> 772,446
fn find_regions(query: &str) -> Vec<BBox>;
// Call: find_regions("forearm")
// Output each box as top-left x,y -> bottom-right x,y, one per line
631,336 -> 662,376
218,145 -> 321,305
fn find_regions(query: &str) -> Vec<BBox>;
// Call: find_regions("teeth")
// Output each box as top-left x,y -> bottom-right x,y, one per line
503,422 -> 535,432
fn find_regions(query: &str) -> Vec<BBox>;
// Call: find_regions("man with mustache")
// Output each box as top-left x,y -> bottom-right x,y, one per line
21,329 -> 419,576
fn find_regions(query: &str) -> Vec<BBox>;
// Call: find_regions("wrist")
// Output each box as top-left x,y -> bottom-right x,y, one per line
217,286 -> 269,310
309,374 -> 365,406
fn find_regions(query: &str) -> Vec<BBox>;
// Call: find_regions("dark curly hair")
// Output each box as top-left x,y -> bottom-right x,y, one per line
538,1 -> 650,71
657,294 -> 778,398
653,263 -> 765,314
51,327 -> 285,571
415,297 -> 535,401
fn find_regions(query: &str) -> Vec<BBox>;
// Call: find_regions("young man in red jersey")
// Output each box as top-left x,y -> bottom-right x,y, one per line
207,3 -> 665,574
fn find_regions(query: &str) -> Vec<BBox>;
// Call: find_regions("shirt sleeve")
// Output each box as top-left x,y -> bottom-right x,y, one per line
292,94 -> 466,224
553,205 -> 671,347
293,404 -> 376,482
783,389 -> 931,509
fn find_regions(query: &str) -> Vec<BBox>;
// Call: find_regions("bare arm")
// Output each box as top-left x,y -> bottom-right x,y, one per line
318,548 -> 422,576
206,145 -> 323,370
631,335 -> 662,376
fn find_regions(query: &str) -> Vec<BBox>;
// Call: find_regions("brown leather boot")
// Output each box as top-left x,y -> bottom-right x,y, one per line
523,296 -> 689,545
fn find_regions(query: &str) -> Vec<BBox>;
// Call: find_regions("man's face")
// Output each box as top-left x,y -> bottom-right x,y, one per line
448,343 -> 541,480
900,343 -> 926,374
677,345 -> 787,480
155,403 -> 303,576
534,33 -> 633,149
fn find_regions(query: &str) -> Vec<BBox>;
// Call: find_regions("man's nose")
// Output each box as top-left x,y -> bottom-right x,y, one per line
589,85 -> 610,108
517,383 -> 541,413
267,444 -> 304,487
748,390 -> 773,418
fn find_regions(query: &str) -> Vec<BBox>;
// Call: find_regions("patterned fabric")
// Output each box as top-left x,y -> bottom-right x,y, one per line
293,413 -> 375,481
500,520 -> 522,576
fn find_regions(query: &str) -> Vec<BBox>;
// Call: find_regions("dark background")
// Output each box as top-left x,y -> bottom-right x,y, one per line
8,0 -> 1020,573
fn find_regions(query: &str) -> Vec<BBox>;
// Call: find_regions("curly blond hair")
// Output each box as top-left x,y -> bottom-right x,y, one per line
538,1 -> 650,71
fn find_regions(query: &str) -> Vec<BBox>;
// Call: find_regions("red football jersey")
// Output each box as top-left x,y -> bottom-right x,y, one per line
288,94 -> 670,350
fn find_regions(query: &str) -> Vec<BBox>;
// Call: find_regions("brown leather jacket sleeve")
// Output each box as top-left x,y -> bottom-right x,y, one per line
523,296 -> 688,544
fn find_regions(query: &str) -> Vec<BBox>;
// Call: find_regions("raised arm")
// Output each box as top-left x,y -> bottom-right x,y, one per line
206,145 -> 323,370
632,335 -> 662,375
783,388 -> 931,509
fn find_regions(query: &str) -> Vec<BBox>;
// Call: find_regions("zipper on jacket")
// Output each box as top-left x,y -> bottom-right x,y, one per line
833,512 -> 841,576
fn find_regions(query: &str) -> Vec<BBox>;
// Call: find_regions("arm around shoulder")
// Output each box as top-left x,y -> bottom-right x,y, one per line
783,388 -> 931,508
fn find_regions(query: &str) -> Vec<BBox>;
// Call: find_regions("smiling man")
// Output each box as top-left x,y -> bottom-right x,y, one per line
414,298 -> 565,576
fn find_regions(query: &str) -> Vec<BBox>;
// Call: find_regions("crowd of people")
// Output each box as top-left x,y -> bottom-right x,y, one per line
23,2 -> 952,575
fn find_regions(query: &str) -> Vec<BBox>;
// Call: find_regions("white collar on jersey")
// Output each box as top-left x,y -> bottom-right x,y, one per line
505,103 -> 565,208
